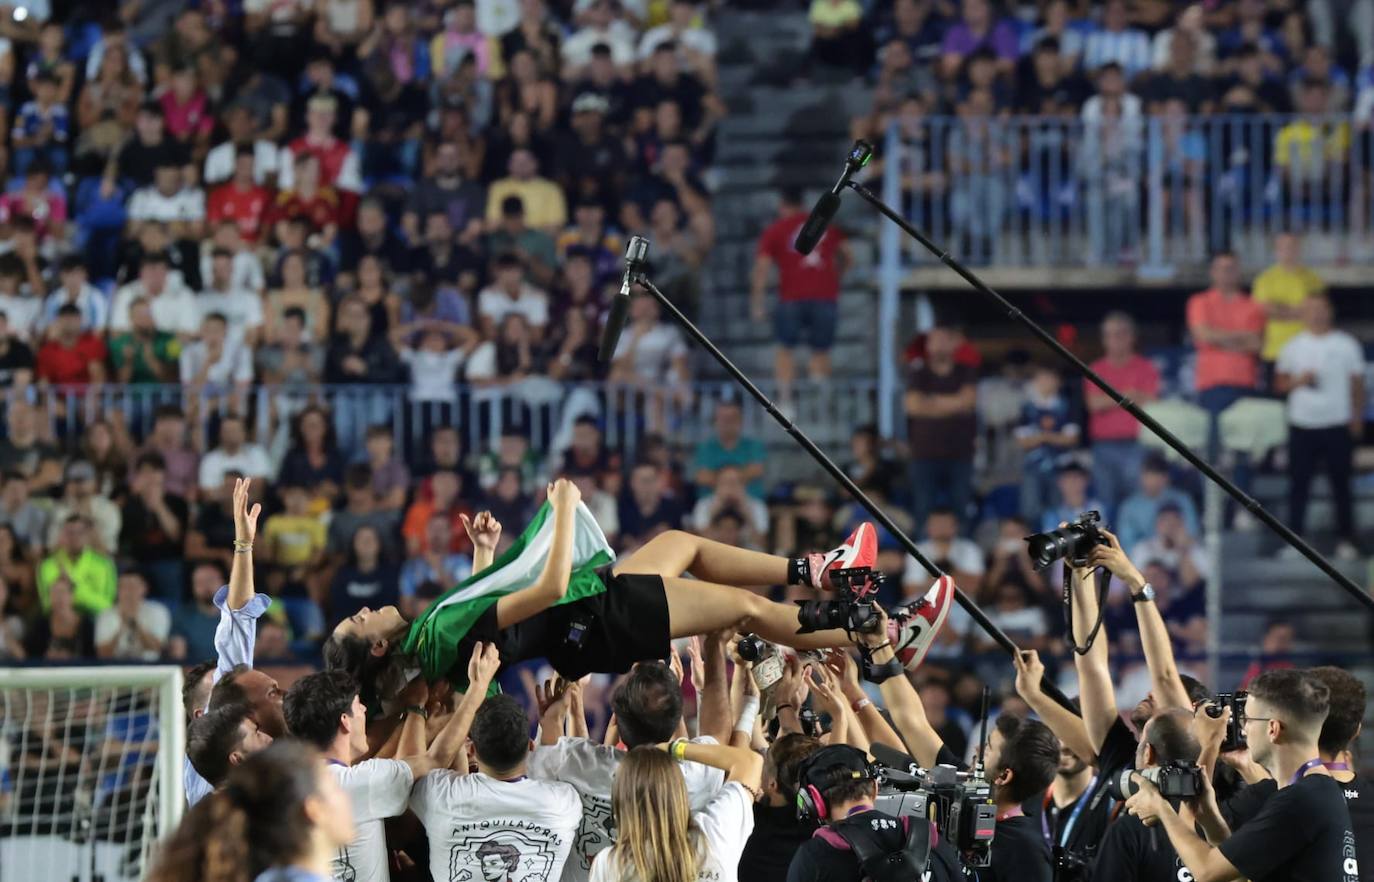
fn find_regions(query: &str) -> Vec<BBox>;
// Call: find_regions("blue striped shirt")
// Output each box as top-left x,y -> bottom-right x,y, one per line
1082,27 -> 1153,77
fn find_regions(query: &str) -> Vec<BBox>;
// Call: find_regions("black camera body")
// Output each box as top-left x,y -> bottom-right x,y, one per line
1025,510 -> 1110,570
796,568 -> 884,635
873,758 -> 996,868
1206,691 -> 1248,752
1053,846 -> 1092,882
1107,762 -> 1205,801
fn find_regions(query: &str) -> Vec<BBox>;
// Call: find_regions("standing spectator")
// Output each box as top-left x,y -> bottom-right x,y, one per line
1276,294 -> 1364,560
1116,455 -> 1200,552
11,70 -> 69,173
1014,365 -> 1079,524
109,254 -> 200,337
40,256 -> 107,339
47,460 -> 122,554
24,575 -> 96,660
691,399 -> 767,498
399,513 -> 472,617
750,188 -> 850,405
95,572 -> 171,660
198,415 -> 272,491
1253,231 -> 1325,379
109,298 -> 181,384
168,562 -> 224,662
278,405 -> 346,504
905,323 -> 978,527
1081,0 -> 1152,78
324,297 -> 404,454
277,93 -> 363,193
1188,250 -> 1263,457
1085,312 -> 1159,518
618,460 -> 684,548
1039,463 -> 1106,534
0,312 -> 36,390
483,148 -> 568,233
120,451 -> 189,605
35,305 -> 108,385
940,0 -> 1019,79
327,524 -> 399,626
808,0 -> 867,73
38,515 -> 118,615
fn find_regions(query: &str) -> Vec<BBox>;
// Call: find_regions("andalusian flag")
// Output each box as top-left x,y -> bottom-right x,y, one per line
400,501 -> 615,689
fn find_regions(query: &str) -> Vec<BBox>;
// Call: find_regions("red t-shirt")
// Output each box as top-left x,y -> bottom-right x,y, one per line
1186,288 -> 1265,391
36,334 -> 107,384
756,210 -> 844,302
1085,355 -> 1160,441
208,183 -> 271,242
269,188 -> 344,233
286,137 -> 354,190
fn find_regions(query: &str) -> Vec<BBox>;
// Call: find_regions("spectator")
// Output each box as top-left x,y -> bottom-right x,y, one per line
399,329 -> 467,411
198,414 -> 272,491
975,580 -> 1049,653
618,460 -> 684,547
1116,455 -> 1201,552
109,254 -> 200,337
1039,463 -> 1106,535
254,617 -> 293,661
484,466 -> 533,530
109,297 -> 182,384
47,459 -> 121,554
95,572 -> 171,660
1253,231 -> 1325,374
203,103 -> 281,186
1151,3 -> 1215,72
566,470 -> 619,544
467,311 -> 546,389
905,323 -> 977,526
1144,559 -> 1205,653
1082,0 -> 1152,77
399,512 -> 472,617
484,148 -> 568,233
74,43 -> 143,168
691,399 -> 767,498
269,152 -> 345,246
940,0 -> 1018,79
560,417 -> 621,491
640,0 -> 717,71
325,297 -> 404,454
134,405 -> 199,501
1021,0 -> 1087,62
180,312 -> 254,409
278,405 -> 346,504
197,248 -> 265,346
1130,505 -> 1208,590
1138,28 -> 1213,113
0,471 -> 46,555
608,294 -> 690,396
1276,294 -> 1364,560
688,464 -> 768,545
0,400 -> 58,478
808,0 -> 867,73
24,575 -> 95,660
328,524 -> 399,627
406,215 -> 483,293
185,473 -> 238,568
120,451 -> 188,605
40,256 -> 107,339
38,515 -> 117,615
903,506 -> 985,599
750,187 -> 849,404
127,159 -> 206,242
256,306 -> 326,403
327,464 -> 402,559
0,573 -> 25,659
35,304 -> 107,385
264,252 -> 331,344
1014,364 -> 1079,524
402,469 -> 475,556
0,312 -> 36,390
420,425 -> 477,486
562,0 -> 636,71
12,69 -> 69,173
337,198 -> 411,281
0,255 -> 41,344
1,164 -> 67,247
362,425 -> 410,511
1274,78 -> 1349,201
356,64 -> 428,185
260,482 -> 326,602
1085,312 -> 1159,518
169,561 -> 225,662
486,196 -> 559,289
277,93 -> 362,193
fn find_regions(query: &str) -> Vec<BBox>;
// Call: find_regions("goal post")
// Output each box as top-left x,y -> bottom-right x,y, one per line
0,665 -> 185,882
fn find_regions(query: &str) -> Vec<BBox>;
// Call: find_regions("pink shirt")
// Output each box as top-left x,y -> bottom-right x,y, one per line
1187,288 -> 1266,391
0,191 -> 67,242
160,91 -> 214,141
1085,355 -> 1160,441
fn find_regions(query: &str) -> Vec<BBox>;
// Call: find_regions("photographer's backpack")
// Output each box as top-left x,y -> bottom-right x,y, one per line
814,811 -> 934,882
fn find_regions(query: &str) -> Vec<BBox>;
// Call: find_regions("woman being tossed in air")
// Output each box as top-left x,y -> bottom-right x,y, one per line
325,479 -> 955,705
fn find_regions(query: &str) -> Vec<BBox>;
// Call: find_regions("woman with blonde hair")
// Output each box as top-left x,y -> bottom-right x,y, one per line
590,740 -> 763,882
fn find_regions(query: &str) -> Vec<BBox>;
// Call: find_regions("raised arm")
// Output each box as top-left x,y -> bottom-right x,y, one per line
824,648 -> 905,754
1070,562 -> 1120,752
495,481 -> 580,629
226,477 -> 261,611
1013,649 -> 1098,764
861,610 -> 945,769
404,643 -> 501,776
665,738 -> 764,790
461,510 -> 501,576
696,632 -> 733,744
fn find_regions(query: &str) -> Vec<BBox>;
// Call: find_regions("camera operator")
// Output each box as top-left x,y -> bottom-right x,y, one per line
1308,666 -> 1373,881
784,744 -> 966,882
739,733 -> 822,882
1091,707 -> 1201,881
1124,669 -> 1359,882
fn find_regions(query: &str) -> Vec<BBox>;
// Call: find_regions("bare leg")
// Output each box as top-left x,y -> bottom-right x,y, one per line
614,530 -> 790,588
662,577 -> 854,650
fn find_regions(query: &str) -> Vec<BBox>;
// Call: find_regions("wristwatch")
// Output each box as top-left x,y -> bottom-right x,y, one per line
1131,582 -> 1156,603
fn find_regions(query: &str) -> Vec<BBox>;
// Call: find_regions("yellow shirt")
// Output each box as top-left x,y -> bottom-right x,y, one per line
1252,263 -> 1325,360
263,514 -> 326,567
1273,121 -> 1350,179
810,0 -> 862,27
485,177 -> 569,231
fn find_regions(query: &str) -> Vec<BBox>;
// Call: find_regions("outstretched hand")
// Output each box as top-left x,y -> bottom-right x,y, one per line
460,511 -> 502,552
467,641 -> 501,691
824,648 -> 865,701
1084,529 -> 1144,588
233,477 -> 261,544
1012,649 -> 1046,701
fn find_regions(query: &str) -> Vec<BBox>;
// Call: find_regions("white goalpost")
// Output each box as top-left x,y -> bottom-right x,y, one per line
0,665 -> 185,882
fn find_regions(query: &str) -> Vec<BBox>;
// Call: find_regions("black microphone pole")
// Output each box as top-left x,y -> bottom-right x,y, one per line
795,140 -> 874,255
599,235 -> 651,362
628,263 -> 1080,712
839,173 -> 1374,615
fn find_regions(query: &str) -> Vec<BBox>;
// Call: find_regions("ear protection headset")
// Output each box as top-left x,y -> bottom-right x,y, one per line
795,746 -> 879,822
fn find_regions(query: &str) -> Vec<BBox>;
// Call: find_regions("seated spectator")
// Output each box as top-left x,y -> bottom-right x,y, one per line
419,425 -> 476,486
169,562 -> 225,662
95,572 -> 171,660
557,95 -> 628,207
562,0 -> 637,72
646,197 -> 705,314
1151,3 -> 1215,73
38,515 -> 117,615
1082,0 -> 1152,78
975,580 -> 1049,653
478,253 -> 551,340
180,312 -> 254,410
47,460 -> 121,554
74,41 -> 141,168
277,93 -> 362,193
160,64 -> 215,158
609,290 -> 690,391
1039,463 -> 1106,534
399,513 -> 472,617
0,312 -> 36,390
128,159 -> 206,243
846,424 -> 899,500
402,469 -> 475,557
465,312 -> 548,386
1144,559 -> 1205,654
0,164 -> 67,248
205,155 -> 274,259
260,482 -> 326,600
12,69 -> 69,174
350,254 -> 401,341
24,575 -> 95,660
431,0 -> 492,86
198,248 -> 264,347
337,198 -> 411,282
356,64 -> 428,185
256,306 -> 326,399
1116,455 -> 1200,552
203,103 -> 281,186
36,305 -> 107,385
639,0 -> 717,79
113,102 -> 189,192
1080,61 -> 1142,124
403,140 -> 487,244
81,418 -> 130,498
0,471 -> 47,556
940,0 -> 1018,79
400,329 -> 467,409
119,451 -> 189,605
1015,365 -> 1079,524
269,152 -> 345,247
484,466 -> 533,531
407,214 -> 483,293
566,470 -> 620,543
556,199 -> 622,282
476,429 -> 541,497
0,400 -> 59,481
134,405 -> 198,501
808,0 -> 867,73
199,415 -> 272,491
109,254 -> 199,337
903,507 -> 985,600
0,572 -> 26,659
185,473 -> 238,568
691,398 -> 766,497
263,251 -> 331,344
1131,504 -> 1207,590
623,140 -> 711,241
1274,77 -> 1350,200
559,417 -> 618,487
0,254 -> 41,344
362,425 -> 410,511
109,297 -> 181,384
40,257 -> 107,340
984,515 -> 1049,604
485,196 -> 558,288
278,405 -> 345,506
1138,28 -> 1214,113
328,524 -> 400,627
254,617 -> 294,661
327,464 -> 402,560
484,148 -> 568,233
689,464 -> 768,545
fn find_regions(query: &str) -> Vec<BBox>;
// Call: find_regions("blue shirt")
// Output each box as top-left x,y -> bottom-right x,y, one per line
1115,488 -> 1200,553
1015,392 -> 1078,472
691,436 -> 768,498
252,869 -> 333,882
14,99 -> 68,143
400,553 -> 472,598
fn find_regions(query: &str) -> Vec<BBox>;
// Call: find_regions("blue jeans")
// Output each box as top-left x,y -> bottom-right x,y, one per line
1198,385 -> 1253,513
332,388 -> 394,459
910,458 -> 974,530
1091,440 -> 1145,521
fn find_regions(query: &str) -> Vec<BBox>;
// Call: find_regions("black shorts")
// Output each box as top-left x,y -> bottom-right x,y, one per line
459,565 -> 672,681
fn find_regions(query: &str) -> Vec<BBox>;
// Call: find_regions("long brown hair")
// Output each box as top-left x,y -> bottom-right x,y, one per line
146,740 -> 323,882
606,746 -> 702,882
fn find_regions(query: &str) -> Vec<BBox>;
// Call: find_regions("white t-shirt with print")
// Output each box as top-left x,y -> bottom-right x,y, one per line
1276,329 -> 1366,428
331,759 -> 414,882
410,771 -> 582,882
587,782 -> 754,882
527,737 -> 726,882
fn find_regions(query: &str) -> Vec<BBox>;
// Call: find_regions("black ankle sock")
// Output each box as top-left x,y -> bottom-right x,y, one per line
787,557 -> 811,586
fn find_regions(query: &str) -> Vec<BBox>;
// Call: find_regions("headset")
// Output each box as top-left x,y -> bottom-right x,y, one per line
795,748 -> 880,822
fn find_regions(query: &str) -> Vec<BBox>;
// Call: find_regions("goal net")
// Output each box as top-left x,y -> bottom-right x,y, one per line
0,666 -> 185,882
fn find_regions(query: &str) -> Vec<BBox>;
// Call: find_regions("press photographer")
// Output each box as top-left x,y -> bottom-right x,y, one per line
1124,670 -> 1360,882
1310,666 -> 1374,882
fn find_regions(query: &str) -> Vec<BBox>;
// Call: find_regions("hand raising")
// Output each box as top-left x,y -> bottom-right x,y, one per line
1084,529 -> 1145,589
460,510 -> 502,552
233,477 -> 261,544
1012,649 -> 1046,701
467,641 -> 501,691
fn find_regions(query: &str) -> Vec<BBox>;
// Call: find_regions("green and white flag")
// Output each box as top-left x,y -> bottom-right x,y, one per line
401,500 -> 615,687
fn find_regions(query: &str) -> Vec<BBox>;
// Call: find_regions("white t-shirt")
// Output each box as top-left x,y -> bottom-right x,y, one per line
409,771 -> 582,882
94,600 -> 171,661
109,282 -> 201,335
611,322 -> 687,384
1276,329 -> 1365,428
638,24 -> 717,60
478,285 -> 550,329
200,250 -> 267,296
902,538 -> 985,593
587,782 -> 753,882
204,140 -> 282,185
0,292 -> 42,342
1130,537 -> 1208,577
197,287 -> 265,342
199,444 -> 273,490
128,187 -> 207,223
527,737 -> 726,882
180,338 -> 255,386
401,347 -> 465,401
689,493 -> 768,537
331,759 -> 414,882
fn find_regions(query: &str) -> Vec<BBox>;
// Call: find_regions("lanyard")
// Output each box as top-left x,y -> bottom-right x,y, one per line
1290,758 -> 1325,787
1040,776 -> 1098,848
1326,762 -> 1351,772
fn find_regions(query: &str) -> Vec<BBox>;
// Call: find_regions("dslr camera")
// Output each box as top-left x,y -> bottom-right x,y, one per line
1025,510 -> 1110,570
1205,691 -> 1248,752
736,634 -> 785,694
796,568 -> 885,635
873,753 -> 996,868
1107,762 -> 1204,801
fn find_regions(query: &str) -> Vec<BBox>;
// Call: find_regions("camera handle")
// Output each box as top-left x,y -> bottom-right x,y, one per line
1062,567 -> 1111,656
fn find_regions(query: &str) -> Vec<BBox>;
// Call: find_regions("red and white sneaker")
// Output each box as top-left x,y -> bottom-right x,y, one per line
804,522 -> 878,591
888,575 -> 956,671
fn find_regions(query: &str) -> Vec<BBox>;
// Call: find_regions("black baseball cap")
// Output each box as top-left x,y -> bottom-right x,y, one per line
797,744 -> 871,791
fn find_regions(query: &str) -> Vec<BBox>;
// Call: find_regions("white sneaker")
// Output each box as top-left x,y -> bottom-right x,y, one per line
1336,541 -> 1361,562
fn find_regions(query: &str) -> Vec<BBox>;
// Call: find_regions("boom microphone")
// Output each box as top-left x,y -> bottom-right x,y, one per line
599,235 -> 651,362
793,140 -> 873,255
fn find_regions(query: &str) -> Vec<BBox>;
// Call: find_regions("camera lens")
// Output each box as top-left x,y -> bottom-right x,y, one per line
796,600 -> 847,634
1025,529 -> 1071,569
736,636 -> 764,663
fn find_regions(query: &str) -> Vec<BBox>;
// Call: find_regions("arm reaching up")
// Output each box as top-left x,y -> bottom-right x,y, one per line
825,649 -> 904,754
226,477 -> 261,611
404,642 -> 502,775
461,510 -> 501,576
496,481 -> 579,628
1070,563 -> 1120,752
1013,649 -> 1097,764
861,609 -> 945,768
663,739 -> 764,790
697,632 -> 733,744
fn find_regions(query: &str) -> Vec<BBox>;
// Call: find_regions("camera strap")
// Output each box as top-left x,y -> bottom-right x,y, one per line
824,812 -> 933,882
859,647 -> 904,684
1062,566 -> 1111,655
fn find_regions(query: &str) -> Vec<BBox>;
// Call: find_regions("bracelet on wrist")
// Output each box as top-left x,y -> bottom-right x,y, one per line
851,697 -> 872,713
775,703 -> 795,713
403,705 -> 429,720
864,641 -> 893,654
669,738 -> 689,761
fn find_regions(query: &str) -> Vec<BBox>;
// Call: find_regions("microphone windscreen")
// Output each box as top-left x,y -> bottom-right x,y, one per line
794,192 -> 842,255
598,292 -> 632,362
